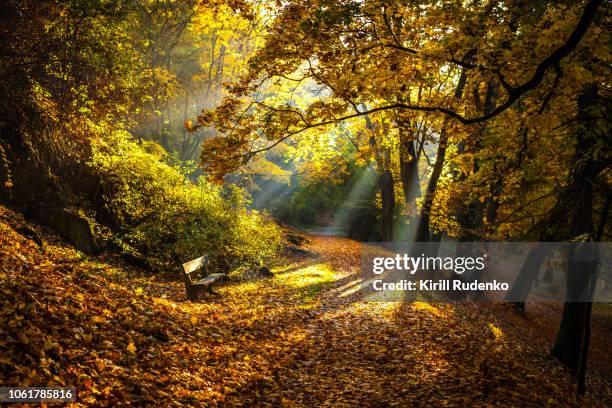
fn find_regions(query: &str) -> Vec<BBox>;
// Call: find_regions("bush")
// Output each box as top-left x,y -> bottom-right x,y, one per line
90,130 -> 281,271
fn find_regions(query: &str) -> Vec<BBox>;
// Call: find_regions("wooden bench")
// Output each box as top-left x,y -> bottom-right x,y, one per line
181,255 -> 226,301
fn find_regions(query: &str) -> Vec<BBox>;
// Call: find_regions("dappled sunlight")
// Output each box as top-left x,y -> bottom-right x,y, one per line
334,277 -> 367,297
350,301 -> 404,318
276,263 -> 337,289
411,301 -> 448,318
223,280 -> 262,295
271,262 -> 303,274
488,322 -> 505,341
152,296 -> 181,310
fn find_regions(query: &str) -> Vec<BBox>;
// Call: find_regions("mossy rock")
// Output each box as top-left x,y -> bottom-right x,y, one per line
38,207 -> 99,254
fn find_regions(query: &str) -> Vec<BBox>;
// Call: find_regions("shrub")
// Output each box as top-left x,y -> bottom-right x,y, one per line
90,130 -> 281,271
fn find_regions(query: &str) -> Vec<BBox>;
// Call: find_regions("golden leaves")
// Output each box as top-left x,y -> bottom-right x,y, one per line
126,342 -> 137,354
92,316 -> 105,324
0,203 -> 603,406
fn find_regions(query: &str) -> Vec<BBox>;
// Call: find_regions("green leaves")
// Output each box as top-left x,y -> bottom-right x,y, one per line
90,131 -> 281,271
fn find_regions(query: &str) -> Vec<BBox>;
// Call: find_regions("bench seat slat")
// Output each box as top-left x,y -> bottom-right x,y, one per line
192,273 -> 226,286
182,255 -> 207,275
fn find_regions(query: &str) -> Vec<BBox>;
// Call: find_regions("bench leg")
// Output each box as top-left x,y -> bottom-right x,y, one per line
186,286 -> 199,302
186,284 -> 221,301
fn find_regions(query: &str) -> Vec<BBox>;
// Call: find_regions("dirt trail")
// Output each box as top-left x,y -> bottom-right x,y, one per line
246,233 -> 612,407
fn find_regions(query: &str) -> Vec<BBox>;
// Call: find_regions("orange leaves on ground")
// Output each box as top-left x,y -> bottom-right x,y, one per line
0,205 -> 609,406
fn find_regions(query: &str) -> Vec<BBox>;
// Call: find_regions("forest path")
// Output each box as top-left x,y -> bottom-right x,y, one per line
1,207 -> 608,407
215,233 -> 605,407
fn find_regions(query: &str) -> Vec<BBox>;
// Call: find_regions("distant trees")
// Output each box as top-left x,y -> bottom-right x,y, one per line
128,0 -> 266,161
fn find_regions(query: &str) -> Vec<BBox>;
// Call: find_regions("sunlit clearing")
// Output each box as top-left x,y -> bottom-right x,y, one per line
277,263 -> 336,288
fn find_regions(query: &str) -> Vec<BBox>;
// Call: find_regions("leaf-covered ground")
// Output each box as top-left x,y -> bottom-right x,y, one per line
1,205 -> 611,407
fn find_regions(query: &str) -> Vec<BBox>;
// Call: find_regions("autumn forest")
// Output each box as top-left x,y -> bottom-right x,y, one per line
0,0 -> 611,406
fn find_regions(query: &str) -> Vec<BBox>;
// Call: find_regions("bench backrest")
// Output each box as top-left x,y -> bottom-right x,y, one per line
182,255 -> 208,284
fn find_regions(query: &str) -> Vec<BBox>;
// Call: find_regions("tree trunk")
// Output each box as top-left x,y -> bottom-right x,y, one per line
505,244 -> 554,309
414,62 -> 470,242
180,91 -> 190,161
364,110 -> 395,241
577,301 -> 592,394
399,121 -> 421,204
415,126 -> 447,242
378,165 -> 395,241
552,229 -> 598,374
458,79 -> 500,239
551,85 -> 601,384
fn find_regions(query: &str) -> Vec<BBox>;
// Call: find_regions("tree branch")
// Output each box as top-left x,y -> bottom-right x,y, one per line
219,0 -> 602,165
